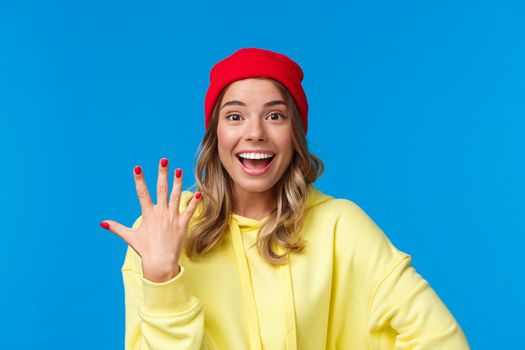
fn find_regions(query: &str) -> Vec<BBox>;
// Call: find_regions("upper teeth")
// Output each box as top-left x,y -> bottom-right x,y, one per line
238,153 -> 274,159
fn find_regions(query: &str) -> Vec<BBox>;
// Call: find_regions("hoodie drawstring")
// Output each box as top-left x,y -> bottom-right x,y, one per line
230,217 -> 298,350
278,245 -> 298,350
230,219 -> 263,350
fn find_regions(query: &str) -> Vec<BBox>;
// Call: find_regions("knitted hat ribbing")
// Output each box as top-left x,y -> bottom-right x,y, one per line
204,48 -> 308,134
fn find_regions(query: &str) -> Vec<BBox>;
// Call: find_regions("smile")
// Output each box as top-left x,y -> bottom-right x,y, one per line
236,152 -> 275,176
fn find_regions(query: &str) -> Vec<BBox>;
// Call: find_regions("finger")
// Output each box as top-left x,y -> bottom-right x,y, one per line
157,158 -> 169,208
169,168 -> 183,219
134,165 -> 154,213
100,220 -> 132,244
180,191 -> 202,224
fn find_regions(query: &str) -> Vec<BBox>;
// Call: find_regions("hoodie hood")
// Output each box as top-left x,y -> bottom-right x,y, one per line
229,185 -> 333,350
231,185 -> 333,228
305,185 -> 334,211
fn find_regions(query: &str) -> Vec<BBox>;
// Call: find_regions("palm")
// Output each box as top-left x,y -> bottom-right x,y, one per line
101,158 -> 201,282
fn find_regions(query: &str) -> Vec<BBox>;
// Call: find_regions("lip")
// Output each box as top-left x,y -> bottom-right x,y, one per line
236,154 -> 275,176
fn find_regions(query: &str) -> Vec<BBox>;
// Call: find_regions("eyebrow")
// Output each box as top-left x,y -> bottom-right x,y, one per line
220,100 -> 287,110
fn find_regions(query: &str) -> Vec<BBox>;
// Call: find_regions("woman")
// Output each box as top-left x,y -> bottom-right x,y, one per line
100,48 -> 470,349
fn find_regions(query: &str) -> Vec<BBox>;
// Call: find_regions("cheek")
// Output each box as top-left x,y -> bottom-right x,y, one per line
217,126 -> 236,162
275,129 -> 294,157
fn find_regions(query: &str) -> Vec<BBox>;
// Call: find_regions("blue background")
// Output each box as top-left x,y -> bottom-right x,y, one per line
1,0 -> 523,349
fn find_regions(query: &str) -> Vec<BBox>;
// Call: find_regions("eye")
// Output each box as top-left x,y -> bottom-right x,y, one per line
267,112 -> 287,121
226,114 -> 243,121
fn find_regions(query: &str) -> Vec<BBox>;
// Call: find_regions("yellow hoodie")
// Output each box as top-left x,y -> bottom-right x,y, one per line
121,186 -> 470,349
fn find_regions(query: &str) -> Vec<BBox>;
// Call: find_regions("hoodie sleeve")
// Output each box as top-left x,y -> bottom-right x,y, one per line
121,212 -> 212,350
368,254 -> 470,349
332,199 -> 469,349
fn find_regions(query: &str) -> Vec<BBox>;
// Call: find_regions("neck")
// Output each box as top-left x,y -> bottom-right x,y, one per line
231,185 -> 276,221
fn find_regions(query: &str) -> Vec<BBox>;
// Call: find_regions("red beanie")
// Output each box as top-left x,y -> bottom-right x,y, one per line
204,47 -> 308,134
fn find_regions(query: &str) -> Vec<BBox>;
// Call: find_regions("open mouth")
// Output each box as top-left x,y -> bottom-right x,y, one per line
236,152 -> 275,172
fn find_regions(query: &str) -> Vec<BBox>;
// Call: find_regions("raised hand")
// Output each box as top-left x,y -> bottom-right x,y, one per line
100,158 -> 201,283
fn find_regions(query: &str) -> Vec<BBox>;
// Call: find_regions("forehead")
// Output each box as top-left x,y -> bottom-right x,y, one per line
221,78 -> 284,102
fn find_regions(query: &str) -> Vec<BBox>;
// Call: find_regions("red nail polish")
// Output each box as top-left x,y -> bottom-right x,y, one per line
161,158 -> 168,167
195,192 -> 202,200
134,166 -> 142,175
100,222 -> 110,230
175,169 -> 182,178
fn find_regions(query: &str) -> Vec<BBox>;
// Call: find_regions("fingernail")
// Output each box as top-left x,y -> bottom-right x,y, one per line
175,168 -> 182,178
161,158 -> 168,167
134,166 -> 142,175
195,192 -> 202,200
100,222 -> 110,230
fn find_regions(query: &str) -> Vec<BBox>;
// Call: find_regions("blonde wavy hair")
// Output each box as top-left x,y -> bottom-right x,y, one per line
185,78 -> 324,265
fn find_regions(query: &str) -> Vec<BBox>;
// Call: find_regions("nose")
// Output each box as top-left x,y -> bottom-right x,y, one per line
244,117 -> 266,142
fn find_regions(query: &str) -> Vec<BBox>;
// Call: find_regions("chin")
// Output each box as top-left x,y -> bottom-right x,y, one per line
233,178 -> 279,194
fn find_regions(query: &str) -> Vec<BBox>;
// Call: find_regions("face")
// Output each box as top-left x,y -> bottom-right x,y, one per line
216,78 -> 294,196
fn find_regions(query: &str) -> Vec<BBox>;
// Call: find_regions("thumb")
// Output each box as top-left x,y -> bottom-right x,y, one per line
100,220 -> 131,244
